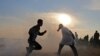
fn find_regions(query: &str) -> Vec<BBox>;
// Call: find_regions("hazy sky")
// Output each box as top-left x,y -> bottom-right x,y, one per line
0,0 -> 100,38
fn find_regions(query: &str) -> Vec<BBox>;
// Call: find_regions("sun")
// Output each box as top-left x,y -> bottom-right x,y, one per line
57,13 -> 72,26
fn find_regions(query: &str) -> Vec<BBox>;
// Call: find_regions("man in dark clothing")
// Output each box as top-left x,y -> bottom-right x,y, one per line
26,19 -> 47,56
94,30 -> 99,40
93,30 -> 100,47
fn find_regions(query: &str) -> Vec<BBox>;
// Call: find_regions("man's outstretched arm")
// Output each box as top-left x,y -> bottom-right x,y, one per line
38,30 -> 47,36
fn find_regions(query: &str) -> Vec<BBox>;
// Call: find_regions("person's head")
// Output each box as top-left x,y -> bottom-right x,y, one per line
37,19 -> 43,26
59,24 -> 63,28
57,24 -> 63,31
95,30 -> 98,33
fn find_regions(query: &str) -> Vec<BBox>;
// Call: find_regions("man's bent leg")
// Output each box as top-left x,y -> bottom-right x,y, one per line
57,44 -> 64,55
26,41 -> 34,56
69,45 -> 78,56
33,41 -> 42,50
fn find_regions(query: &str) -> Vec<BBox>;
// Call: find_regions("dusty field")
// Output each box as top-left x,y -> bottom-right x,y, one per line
0,38 -> 100,56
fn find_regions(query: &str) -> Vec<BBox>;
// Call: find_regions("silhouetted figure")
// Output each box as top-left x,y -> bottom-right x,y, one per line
78,38 -> 84,45
90,36 -> 94,46
93,30 -> 100,47
57,24 -> 78,56
75,32 -> 78,39
26,19 -> 47,56
83,35 -> 89,42
75,32 -> 78,45
83,35 -> 89,46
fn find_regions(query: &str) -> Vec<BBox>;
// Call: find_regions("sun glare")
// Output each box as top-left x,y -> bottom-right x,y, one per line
57,13 -> 72,26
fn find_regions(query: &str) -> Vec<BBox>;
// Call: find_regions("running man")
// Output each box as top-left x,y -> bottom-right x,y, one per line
57,24 -> 78,56
26,19 -> 47,56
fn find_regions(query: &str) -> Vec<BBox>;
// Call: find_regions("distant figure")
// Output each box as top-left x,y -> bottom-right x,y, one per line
75,32 -> 78,44
83,35 -> 89,46
57,24 -> 78,56
94,30 -> 99,40
90,36 -> 94,46
26,19 -> 47,56
75,32 -> 78,39
93,30 -> 100,47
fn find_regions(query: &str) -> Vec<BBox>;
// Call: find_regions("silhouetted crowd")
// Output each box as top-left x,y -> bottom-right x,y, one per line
76,30 -> 100,48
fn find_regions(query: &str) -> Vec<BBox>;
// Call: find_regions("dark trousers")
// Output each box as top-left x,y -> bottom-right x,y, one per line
58,44 -> 78,56
69,45 -> 78,56
26,40 -> 42,56
28,39 -> 42,50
